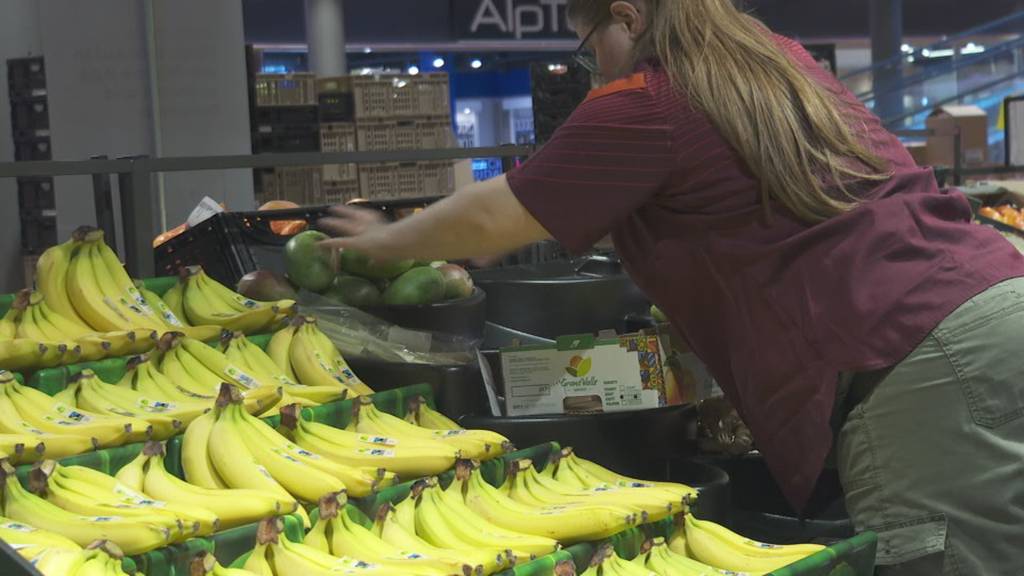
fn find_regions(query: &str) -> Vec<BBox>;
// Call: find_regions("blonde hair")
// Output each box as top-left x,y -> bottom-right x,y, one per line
568,0 -> 891,222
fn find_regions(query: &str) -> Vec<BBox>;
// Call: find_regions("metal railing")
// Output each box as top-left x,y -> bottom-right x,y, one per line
0,145 -> 534,279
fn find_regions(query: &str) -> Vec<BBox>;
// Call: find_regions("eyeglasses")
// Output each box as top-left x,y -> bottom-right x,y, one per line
572,15 -> 609,74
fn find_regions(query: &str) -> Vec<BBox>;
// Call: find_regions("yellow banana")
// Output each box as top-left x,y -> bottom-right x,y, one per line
405,396 -> 462,430
35,234 -> 89,325
181,410 -> 229,489
354,397 -> 510,460
67,238 -> 134,332
0,515 -> 82,551
266,317 -> 301,381
226,402 -> 349,502
139,441 -> 295,530
31,548 -> 88,575
458,460 -> 635,543
63,378 -> 181,440
0,460 -> 171,554
0,339 -> 66,371
684,514 -> 810,573
372,503 -> 493,575
183,268 -> 283,334
280,404 -> 456,479
0,300 -> 21,341
1,372 -> 140,446
48,462 -> 220,539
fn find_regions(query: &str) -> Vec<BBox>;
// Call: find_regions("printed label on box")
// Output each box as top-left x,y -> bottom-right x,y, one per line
500,332 -> 670,416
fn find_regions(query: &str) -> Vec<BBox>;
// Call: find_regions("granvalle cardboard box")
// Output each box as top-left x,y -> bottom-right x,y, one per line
926,105 -> 989,167
500,331 -> 681,417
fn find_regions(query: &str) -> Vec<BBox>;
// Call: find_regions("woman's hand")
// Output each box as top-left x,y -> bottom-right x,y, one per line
317,205 -> 389,248
314,175 -> 552,262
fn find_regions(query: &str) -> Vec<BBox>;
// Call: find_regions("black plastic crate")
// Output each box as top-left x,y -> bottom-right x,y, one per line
252,105 -> 319,126
20,214 -> 57,255
154,207 -> 332,286
13,135 -> 51,161
252,124 -> 320,153
318,92 -> 354,123
7,57 -> 45,97
10,95 -> 49,133
16,177 -> 55,212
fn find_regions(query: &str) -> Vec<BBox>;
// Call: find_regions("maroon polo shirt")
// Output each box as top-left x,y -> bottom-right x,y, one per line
507,35 -> 1024,510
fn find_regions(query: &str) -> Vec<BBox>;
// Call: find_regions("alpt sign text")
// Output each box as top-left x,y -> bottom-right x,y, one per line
468,0 -> 572,40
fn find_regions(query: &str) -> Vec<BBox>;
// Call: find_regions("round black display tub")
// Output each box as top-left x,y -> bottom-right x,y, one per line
701,454 -> 853,544
663,460 -> 731,524
361,287 -> 487,342
471,258 -> 649,340
346,356 -> 490,419
459,404 -> 697,480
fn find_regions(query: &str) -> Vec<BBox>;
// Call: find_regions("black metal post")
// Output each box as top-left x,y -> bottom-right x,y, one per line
953,130 -> 964,186
90,154 -> 117,248
870,0 -> 905,123
117,156 -> 156,278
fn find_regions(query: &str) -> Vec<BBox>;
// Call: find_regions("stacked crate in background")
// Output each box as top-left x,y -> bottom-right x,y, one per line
316,77 -> 358,205
350,72 -> 456,200
250,73 -> 321,205
530,61 -> 592,145
7,56 -> 57,268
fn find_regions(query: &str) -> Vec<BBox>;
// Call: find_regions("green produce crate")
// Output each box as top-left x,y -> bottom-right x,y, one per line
570,522 -> 878,576
0,276 -> 178,319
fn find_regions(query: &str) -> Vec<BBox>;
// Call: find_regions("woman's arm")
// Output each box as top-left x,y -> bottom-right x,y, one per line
318,174 -> 552,262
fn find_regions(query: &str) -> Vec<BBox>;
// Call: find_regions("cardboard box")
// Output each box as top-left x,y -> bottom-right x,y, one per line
501,332 -> 677,417
905,142 -> 928,166
926,105 -> 989,167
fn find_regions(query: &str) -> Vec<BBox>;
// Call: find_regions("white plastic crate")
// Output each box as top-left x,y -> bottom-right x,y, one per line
356,117 -> 453,152
353,73 -> 450,119
318,180 -> 361,205
258,167 -> 320,204
253,73 -> 317,106
358,163 -> 400,199
320,122 -> 358,183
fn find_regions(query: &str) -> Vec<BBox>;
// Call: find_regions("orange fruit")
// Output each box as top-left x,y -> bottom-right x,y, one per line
259,200 -> 307,235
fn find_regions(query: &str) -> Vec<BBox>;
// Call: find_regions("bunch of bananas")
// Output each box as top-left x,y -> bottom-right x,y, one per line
109,441 -> 296,531
244,516 -> 437,576
277,404 -> 457,479
372,498 -> 507,575
30,460 -> 222,541
0,227 -> 215,372
0,370 -> 148,450
542,447 -> 698,501
191,550 -> 260,576
630,536 -> 734,576
23,539 -> 140,576
347,397 -> 511,461
404,395 -> 463,429
267,317 -> 373,396
502,458 -> 686,525
154,333 -> 283,414
177,267 -> 293,335
583,544 -> 654,576
183,386 -> 393,517
453,460 -> 638,543
0,460 -> 172,555
303,492 -> 483,575
682,513 -> 824,573
220,331 -> 346,410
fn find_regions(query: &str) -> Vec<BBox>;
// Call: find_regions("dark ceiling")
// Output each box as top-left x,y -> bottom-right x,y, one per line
242,0 -> 1024,45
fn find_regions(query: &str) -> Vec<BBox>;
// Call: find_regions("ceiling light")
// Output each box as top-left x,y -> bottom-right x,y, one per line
470,59 -> 483,69
433,58 -> 445,68
407,65 -> 419,75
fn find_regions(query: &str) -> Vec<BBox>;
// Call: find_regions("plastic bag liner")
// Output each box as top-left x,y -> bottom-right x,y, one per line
298,290 -> 481,365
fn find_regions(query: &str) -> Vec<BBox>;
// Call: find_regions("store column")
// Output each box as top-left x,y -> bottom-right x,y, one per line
305,0 -> 348,77
870,0 -> 904,124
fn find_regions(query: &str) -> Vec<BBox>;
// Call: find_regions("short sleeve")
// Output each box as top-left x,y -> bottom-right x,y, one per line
507,74 -> 674,253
